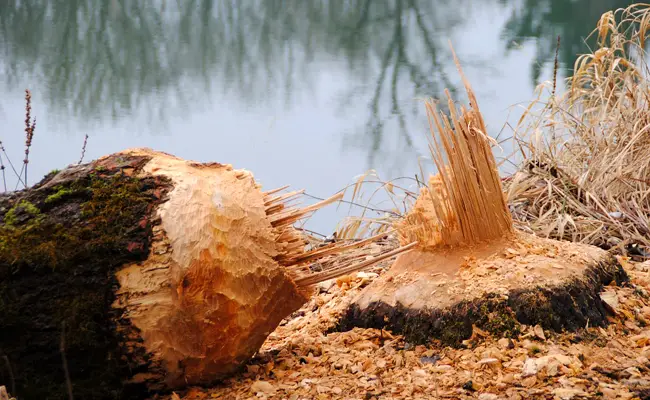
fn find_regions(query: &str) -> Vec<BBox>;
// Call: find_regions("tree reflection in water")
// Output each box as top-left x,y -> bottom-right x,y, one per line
0,0 -> 632,166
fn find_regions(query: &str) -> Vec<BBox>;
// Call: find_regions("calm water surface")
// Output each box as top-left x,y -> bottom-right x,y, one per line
0,0 -> 635,233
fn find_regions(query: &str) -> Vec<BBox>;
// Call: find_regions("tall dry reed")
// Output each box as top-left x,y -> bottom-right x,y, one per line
506,3 -> 650,250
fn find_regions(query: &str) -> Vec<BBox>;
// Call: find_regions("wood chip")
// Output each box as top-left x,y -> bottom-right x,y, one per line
172,256 -> 650,400
0,387 -> 10,400
250,380 -> 276,395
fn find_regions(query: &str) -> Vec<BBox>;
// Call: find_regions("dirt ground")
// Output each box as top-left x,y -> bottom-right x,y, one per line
172,256 -> 650,400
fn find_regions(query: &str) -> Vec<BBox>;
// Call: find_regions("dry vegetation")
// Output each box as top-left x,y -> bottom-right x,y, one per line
339,3 -> 650,258
0,89 -> 35,192
0,89 -> 91,194
506,4 -> 650,253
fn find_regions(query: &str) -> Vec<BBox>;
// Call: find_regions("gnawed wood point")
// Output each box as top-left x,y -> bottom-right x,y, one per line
339,46 -> 628,345
109,149 -> 415,388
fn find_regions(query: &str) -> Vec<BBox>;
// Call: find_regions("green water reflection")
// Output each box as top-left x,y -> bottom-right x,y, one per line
0,0 -> 636,165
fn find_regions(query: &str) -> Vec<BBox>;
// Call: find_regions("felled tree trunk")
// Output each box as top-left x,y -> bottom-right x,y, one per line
0,148 -> 411,400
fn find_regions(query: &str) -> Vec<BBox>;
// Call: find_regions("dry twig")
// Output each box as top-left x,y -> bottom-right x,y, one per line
78,134 -> 89,165
19,90 -> 36,189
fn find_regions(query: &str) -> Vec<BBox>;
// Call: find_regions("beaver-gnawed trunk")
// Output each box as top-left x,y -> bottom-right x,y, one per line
0,148 -> 415,400
0,149 -> 318,400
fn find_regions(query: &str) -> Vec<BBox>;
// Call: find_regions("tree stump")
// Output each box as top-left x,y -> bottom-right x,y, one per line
338,232 -> 629,346
0,148 -> 411,400
337,51 -> 629,347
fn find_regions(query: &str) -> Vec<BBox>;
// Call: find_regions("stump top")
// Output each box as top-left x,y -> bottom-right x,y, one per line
354,232 -> 607,311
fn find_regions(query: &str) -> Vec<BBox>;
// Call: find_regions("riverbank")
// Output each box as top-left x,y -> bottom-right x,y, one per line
170,4 -> 650,399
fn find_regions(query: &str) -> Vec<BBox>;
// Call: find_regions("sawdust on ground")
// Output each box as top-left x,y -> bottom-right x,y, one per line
169,256 -> 650,400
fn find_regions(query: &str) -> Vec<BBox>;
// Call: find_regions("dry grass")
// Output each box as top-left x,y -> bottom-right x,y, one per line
506,3 -> 650,251
332,172 -> 419,240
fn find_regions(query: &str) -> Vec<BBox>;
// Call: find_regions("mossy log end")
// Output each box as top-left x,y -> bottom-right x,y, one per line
336,251 -> 629,347
0,154 -> 169,400
0,149 -> 312,400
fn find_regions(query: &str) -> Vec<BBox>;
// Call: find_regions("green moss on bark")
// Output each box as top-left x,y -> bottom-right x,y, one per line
0,155 -> 171,400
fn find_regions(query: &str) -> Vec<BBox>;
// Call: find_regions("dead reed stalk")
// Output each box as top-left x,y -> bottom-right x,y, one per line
0,140 -> 23,191
506,3 -> 650,250
78,134 -> 89,165
20,90 -> 36,189
0,154 -> 6,193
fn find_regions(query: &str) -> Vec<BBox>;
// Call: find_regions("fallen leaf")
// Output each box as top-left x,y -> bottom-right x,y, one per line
601,291 -> 620,315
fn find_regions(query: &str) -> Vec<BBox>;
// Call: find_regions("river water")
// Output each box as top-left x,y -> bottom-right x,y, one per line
0,0 -> 634,234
